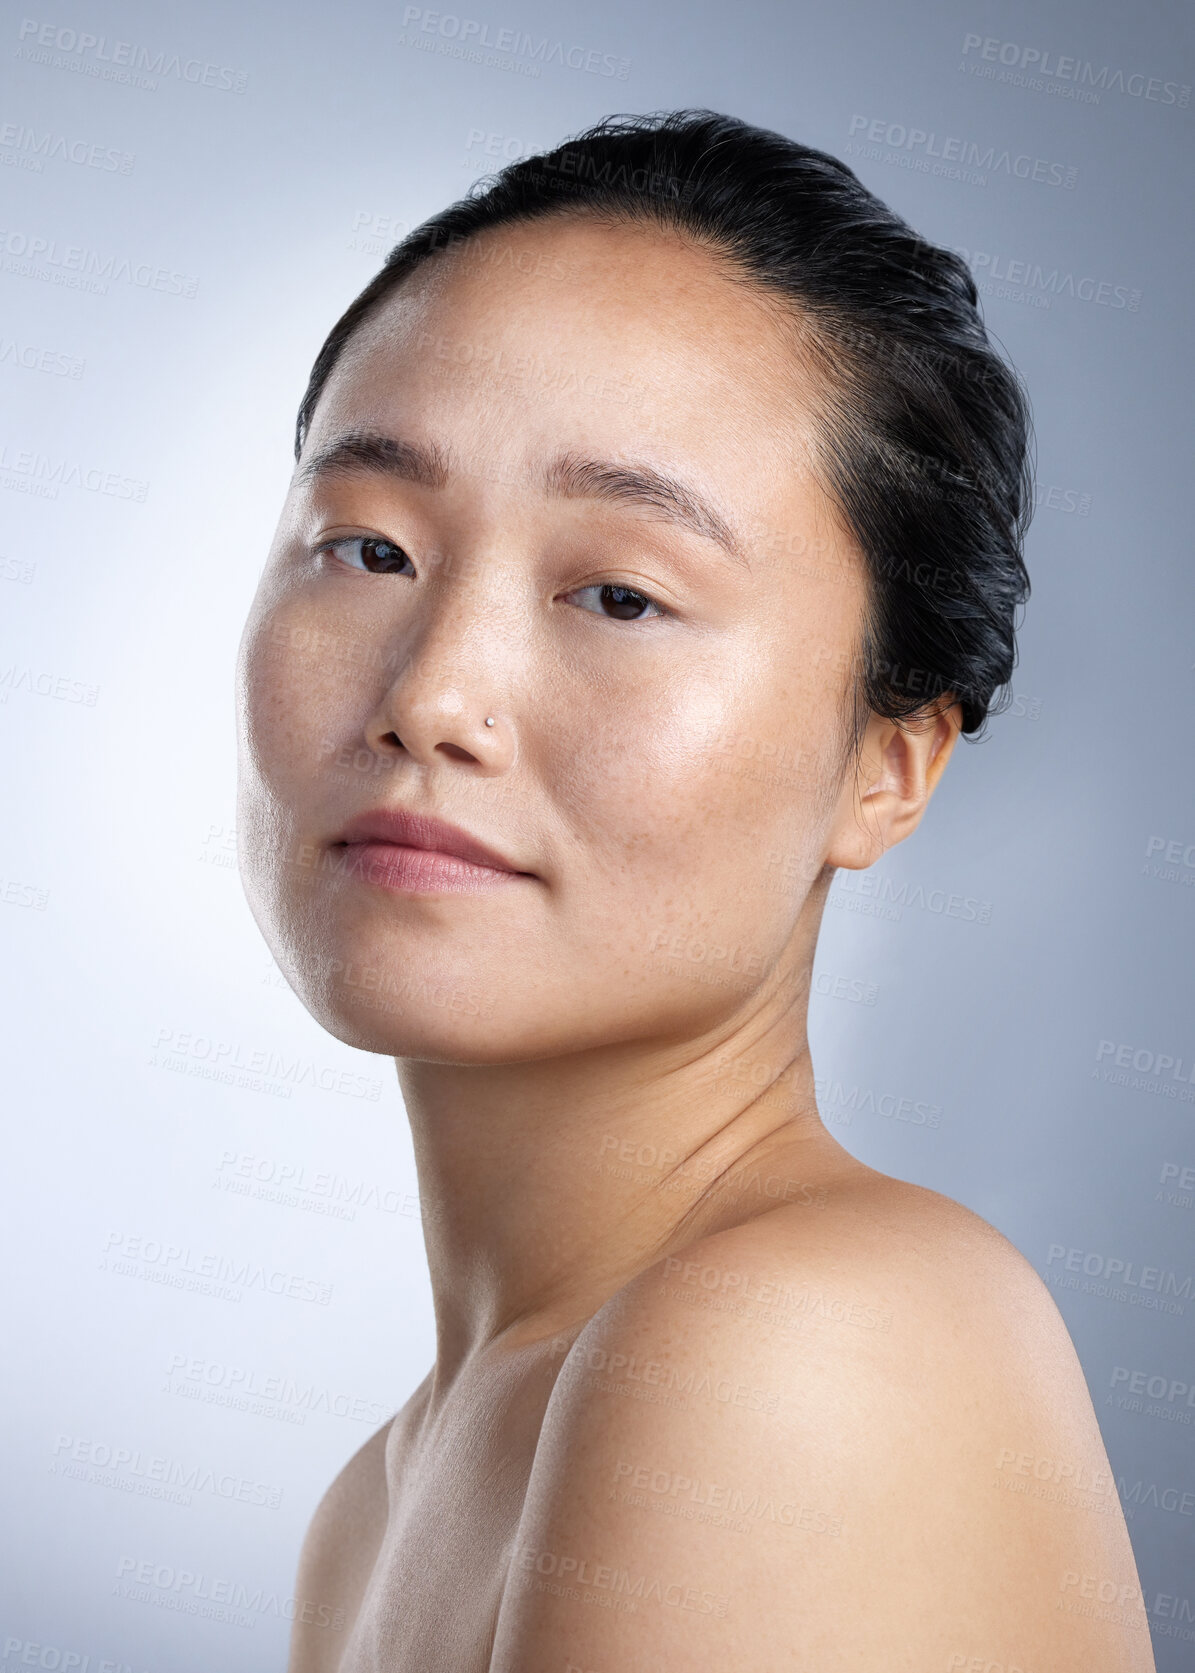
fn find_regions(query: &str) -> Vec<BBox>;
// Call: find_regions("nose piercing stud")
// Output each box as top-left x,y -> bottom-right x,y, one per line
485,716 -> 495,727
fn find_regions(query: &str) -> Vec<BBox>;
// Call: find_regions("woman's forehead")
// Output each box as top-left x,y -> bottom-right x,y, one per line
320,221 -> 830,516
351,218 -> 812,393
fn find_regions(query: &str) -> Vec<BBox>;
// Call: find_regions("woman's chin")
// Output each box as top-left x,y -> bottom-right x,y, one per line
307,987 -> 508,1062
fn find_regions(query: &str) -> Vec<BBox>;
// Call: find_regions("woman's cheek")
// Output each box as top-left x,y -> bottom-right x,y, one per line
555,682 -> 725,837
248,598 -> 361,780
568,672 -> 773,878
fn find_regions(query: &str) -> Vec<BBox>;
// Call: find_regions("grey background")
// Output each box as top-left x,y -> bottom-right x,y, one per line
2,0 -> 1192,1665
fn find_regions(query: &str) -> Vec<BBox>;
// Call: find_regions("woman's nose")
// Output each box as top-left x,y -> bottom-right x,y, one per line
360,588 -> 522,773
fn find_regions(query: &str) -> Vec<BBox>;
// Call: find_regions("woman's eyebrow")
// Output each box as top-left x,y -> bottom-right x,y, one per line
296,429 -> 750,569
543,448 -> 748,567
296,430 -> 452,492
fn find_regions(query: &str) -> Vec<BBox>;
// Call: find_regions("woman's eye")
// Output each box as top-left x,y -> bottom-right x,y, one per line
319,536 -> 413,575
566,583 -> 665,622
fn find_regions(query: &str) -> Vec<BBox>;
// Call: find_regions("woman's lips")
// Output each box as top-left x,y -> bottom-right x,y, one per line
337,840 -> 528,895
329,807 -> 536,895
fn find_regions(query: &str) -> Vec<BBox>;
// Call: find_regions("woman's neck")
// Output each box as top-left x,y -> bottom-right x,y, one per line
397,982 -> 868,1397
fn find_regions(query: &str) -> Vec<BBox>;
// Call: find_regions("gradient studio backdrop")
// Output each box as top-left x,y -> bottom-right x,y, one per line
3,0 -> 1193,1666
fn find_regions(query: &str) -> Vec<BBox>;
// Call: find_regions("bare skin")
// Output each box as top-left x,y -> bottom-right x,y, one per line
236,215 -> 1154,1671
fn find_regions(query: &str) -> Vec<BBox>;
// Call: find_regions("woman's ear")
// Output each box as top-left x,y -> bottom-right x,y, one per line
826,700 -> 963,872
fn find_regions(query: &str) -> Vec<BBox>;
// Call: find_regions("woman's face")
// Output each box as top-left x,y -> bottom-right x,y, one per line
236,215 -> 871,1061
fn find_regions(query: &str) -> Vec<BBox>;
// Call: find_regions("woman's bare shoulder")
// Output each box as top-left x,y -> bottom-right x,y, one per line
286,1413 -> 397,1672
580,1168 -> 1092,1407
489,1175 -> 1154,1672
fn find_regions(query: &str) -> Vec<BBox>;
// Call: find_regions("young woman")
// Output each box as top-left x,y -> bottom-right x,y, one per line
236,109 -> 1154,1672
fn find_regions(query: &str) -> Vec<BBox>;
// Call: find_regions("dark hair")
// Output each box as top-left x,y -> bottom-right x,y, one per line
294,108 -> 1034,741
